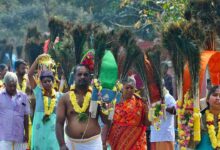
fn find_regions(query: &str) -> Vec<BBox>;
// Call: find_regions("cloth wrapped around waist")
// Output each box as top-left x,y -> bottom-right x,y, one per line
65,133 -> 102,150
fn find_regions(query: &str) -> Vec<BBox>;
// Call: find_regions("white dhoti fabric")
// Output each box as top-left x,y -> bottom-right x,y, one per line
0,141 -> 27,150
65,134 -> 102,150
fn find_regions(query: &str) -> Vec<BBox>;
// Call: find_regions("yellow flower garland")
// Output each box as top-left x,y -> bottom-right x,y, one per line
206,110 -> 220,149
17,77 -> 27,92
193,108 -> 201,142
0,79 -> 3,89
43,88 -> 56,116
69,84 -> 92,113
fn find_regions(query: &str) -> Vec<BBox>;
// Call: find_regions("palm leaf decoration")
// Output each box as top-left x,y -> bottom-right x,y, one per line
134,53 -> 150,102
181,23 -> 201,107
48,17 -> 65,43
122,39 -> 141,80
49,21 -> 74,82
106,30 -> 120,63
85,23 -> 100,49
73,25 -> 86,64
93,31 -> 107,77
146,50 -> 163,99
162,23 -> 185,100
118,29 -> 141,81
119,29 -> 133,47
185,0 -> 220,50
24,26 -> 43,65
48,17 -> 65,62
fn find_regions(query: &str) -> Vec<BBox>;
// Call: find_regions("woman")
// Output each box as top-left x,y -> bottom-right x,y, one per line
196,85 -> 220,150
107,77 -> 148,150
28,54 -> 61,150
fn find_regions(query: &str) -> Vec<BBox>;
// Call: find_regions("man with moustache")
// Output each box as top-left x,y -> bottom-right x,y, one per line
56,64 -> 108,150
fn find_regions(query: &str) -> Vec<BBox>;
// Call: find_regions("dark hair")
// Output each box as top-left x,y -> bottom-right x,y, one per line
206,85 -> 220,109
73,64 -> 90,76
0,64 -> 7,71
15,59 -> 27,69
40,70 -> 54,82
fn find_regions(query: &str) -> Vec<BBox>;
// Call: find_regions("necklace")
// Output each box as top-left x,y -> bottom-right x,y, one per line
69,84 -> 92,122
206,110 -> 220,149
42,88 -> 56,123
17,76 -> 27,92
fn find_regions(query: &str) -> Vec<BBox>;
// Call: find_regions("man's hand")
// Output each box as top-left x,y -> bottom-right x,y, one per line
166,106 -> 176,115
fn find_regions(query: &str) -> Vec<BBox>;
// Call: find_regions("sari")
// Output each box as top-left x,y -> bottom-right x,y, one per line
108,96 -> 147,150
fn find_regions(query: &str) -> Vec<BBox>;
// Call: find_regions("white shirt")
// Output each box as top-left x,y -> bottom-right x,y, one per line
150,92 -> 176,142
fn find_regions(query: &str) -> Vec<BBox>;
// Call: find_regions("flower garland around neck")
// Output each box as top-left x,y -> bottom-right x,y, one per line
206,110 -> 220,149
42,88 -> 56,123
177,92 -> 194,150
93,79 -> 122,115
17,76 -> 27,92
69,84 -> 92,122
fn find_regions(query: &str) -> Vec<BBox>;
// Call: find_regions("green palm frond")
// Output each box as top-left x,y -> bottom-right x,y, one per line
181,25 -> 201,98
121,39 -> 141,80
162,23 -> 185,83
134,53 -> 150,100
118,29 -> 133,47
94,32 -> 107,76
73,25 -> 86,64
147,50 -> 163,98
48,17 -> 65,42
106,30 -> 120,62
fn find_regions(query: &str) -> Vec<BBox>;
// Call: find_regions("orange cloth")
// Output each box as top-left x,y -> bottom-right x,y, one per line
183,50 -> 220,97
151,141 -> 174,150
108,96 -> 147,150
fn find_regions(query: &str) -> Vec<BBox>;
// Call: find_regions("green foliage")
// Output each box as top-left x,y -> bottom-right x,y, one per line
120,0 -> 189,33
184,0 -> 220,50
0,0 -> 175,45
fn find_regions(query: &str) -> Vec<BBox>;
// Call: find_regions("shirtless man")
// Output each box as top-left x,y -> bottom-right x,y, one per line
56,64 -> 108,150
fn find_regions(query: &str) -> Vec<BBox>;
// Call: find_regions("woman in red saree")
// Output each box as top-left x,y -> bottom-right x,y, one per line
108,77 -> 148,150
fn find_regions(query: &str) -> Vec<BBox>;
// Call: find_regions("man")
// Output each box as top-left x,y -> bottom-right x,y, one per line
15,59 -> 33,149
150,86 -> 176,150
15,59 -> 28,93
0,63 -> 8,89
0,72 -> 30,150
161,62 -> 173,96
56,64 -> 108,150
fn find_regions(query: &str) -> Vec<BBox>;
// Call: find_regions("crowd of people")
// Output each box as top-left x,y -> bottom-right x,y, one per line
0,53 -> 219,150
